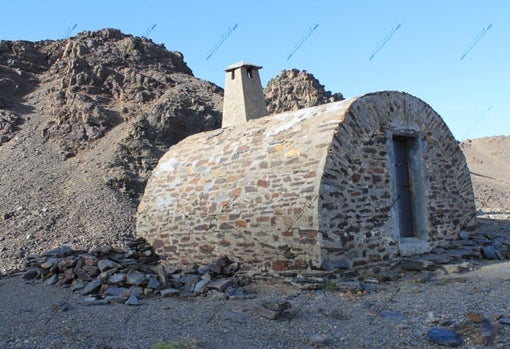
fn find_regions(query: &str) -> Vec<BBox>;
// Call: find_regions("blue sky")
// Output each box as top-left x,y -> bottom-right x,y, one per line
1,0 -> 508,140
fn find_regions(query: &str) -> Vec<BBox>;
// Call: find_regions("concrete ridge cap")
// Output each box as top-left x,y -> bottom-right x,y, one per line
225,61 -> 262,71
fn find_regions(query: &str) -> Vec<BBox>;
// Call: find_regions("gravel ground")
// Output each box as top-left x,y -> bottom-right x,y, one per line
1,257 -> 510,349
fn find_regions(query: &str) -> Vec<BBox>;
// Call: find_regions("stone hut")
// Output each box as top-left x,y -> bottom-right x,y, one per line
137,66 -> 476,271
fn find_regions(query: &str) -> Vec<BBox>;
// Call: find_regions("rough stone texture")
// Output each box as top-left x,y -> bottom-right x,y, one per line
222,62 -> 267,127
264,69 -> 344,115
0,29 -> 223,273
0,110 -> 23,145
137,91 -> 476,271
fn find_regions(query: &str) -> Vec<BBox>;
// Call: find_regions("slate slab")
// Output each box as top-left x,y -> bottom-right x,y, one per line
425,328 -> 462,347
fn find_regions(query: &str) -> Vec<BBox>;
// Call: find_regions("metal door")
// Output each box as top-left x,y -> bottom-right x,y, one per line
393,137 -> 415,237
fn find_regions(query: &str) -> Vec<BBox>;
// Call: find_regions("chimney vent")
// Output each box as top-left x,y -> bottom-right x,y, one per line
222,61 -> 267,128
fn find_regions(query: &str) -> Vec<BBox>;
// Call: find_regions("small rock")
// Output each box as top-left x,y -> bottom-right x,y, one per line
197,263 -> 222,275
208,290 -> 228,300
52,301 -> 71,312
45,274 -> 58,286
459,231 -> 470,240
478,319 -> 496,345
97,259 -> 120,272
223,261 -> 239,275
482,245 -> 499,259
182,263 -> 198,274
225,287 -> 245,298
82,297 -> 109,306
253,300 -> 291,320
104,286 -> 130,297
58,258 -> 77,271
129,286 -> 144,297
160,288 -> 180,297
193,279 -> 210,294
63,268 -> 75,280
363,277 -> 379,284
80,254 -> 98,266
79,278 -> 103,295
425,311 -> 440,323
75,268 -> 92,281
125,270 -> 145,286
499,317 -> 510,325
425,328 -> 462,347
40,261 -> 55,269
105,295 -> 128,304
150,264 -> 170,288
208,278 -> 233,292
125,294 -> 141,306
70,280 -> 87,292
22,268 -> 41,280
108,273 -> 126,284
147,277 -> 161,290
142,249 -> 152,257
443,262 -> 472,274
309,333 -> 328,347
82,265 -> 99,276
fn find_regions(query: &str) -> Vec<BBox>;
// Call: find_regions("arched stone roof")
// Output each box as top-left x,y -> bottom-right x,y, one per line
137,91 -> 476,271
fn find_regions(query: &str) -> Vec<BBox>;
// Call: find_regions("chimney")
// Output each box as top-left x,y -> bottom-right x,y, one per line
222,61 -> 267,128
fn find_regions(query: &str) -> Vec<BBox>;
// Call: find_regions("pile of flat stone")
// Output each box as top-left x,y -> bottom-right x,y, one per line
399,230 -> 510,273
21,238 -> 252,305
279,229 -> 510,292
19,229 -> 510,305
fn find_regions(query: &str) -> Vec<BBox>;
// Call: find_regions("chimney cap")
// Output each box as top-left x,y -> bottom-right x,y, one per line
225,61 -> 262,72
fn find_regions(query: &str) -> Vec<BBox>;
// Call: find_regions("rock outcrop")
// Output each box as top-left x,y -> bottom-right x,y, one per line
264,69 -> 343,114
0,29 -> 223,273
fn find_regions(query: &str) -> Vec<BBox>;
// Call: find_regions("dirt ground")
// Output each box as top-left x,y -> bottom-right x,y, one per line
1,247 -> 510,349
0,216 -> 509,349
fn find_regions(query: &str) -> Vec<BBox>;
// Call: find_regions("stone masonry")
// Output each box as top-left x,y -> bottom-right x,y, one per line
137,91 -> 476,271
222,61 -> 267,128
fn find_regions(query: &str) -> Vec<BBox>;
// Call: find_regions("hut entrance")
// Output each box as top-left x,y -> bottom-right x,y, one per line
390,133 -> 430,255
392,135 -> 416,238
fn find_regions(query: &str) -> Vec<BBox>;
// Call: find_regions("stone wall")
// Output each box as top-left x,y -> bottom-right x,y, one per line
137,91 -> 476,271
137,101 -> 351,270
318,92 -> 476,269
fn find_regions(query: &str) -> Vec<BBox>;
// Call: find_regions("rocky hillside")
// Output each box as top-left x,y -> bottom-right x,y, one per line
264,69 -> 344,114
461,136 -> 510,212
0,29 -> 224,272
